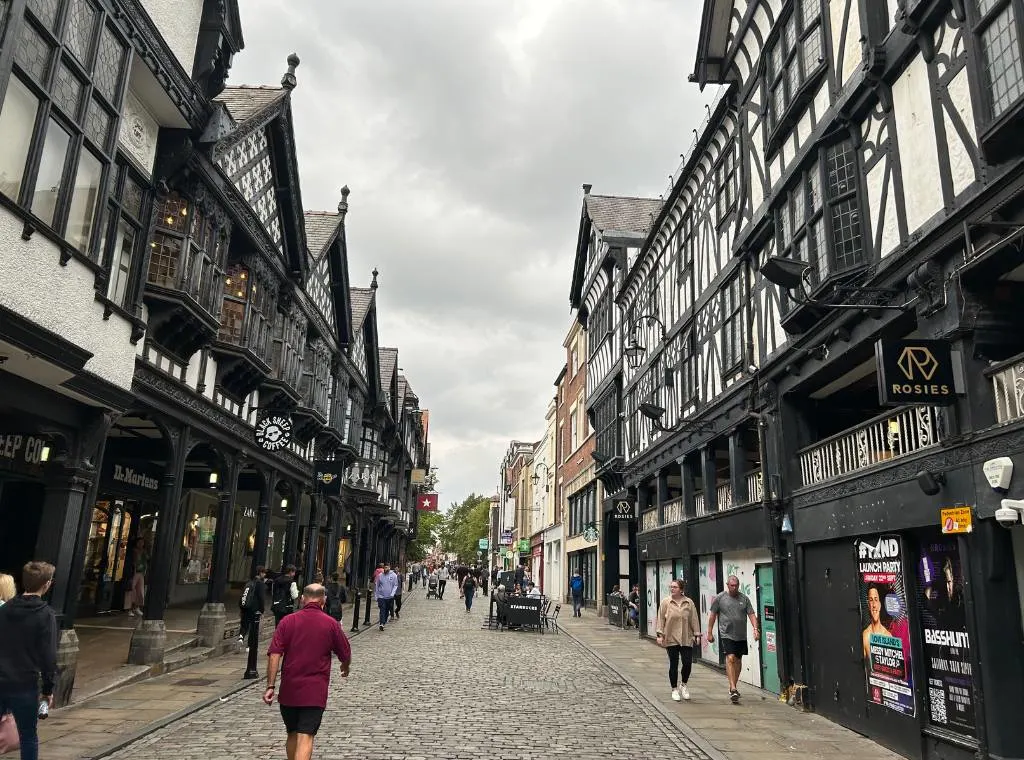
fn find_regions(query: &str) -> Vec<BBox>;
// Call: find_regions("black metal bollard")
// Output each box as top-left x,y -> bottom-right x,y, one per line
362,589 -> 372,626
350,591 -> 361,633
243,613 -> 261,679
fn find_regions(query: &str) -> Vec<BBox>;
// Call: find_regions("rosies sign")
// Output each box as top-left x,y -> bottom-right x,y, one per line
255,414 -> 292,451
875,340 -> 957,406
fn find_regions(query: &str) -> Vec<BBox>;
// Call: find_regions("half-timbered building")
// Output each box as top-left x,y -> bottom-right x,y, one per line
590,0 -> 1024,758
0,0 -> 429,702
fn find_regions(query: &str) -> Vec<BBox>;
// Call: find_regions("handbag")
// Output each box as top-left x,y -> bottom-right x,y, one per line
0,712 -> 20,754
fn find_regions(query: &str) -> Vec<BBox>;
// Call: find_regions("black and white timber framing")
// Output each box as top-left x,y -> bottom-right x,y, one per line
0,0 -> 429,704
571,1 -> 1024,759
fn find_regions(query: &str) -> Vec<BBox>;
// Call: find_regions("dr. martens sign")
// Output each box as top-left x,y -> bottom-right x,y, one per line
875,340 -> 957,406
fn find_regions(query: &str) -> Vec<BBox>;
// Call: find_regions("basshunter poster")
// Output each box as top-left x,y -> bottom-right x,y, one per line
856,535 -> 916,716
917,536 -> 975,737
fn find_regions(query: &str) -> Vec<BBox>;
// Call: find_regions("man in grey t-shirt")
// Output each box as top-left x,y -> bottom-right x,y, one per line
706,575 -> 760,704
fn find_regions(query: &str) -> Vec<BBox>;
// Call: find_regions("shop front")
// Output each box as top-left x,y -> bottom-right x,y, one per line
543,523 -> 563,601
530,534 -> 544,591
0,429 -> 51,584
637,521 -> 686,640
78,459 -> 162,617
566,540 -> 598,609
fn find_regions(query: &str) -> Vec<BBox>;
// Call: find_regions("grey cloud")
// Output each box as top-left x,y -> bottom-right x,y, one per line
231,0 -> 709,506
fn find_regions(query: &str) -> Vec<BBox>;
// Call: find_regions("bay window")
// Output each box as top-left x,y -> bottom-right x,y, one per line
721,271 -> 746,372
764,0 -> 824,134
102,161 -> 146,309
0,0 -> 128,257
776,139 -> 866,311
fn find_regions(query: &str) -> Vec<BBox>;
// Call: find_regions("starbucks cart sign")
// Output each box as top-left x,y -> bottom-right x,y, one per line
255,414 -> 293,451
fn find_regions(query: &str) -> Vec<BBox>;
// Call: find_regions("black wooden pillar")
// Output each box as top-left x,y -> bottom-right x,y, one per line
679,455 -> 696,518
283,483 -> 300,568
144,425 -> 189,622
36,468 -> 96,626
207,457 -> 241,604
729,429 -> 748,506
304,489 -> 321,585
322,499 -> 339,580
700,445 -> 717,513
656,469 -> 669,525
251,469 -> 278,578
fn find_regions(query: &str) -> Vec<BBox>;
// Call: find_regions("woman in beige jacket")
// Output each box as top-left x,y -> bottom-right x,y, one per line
655,578 -> 701,702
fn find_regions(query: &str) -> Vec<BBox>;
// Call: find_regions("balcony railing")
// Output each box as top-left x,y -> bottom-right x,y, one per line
799,406 -> 944,488
745,469 -> 763,504
694,492 -> 707,517
716,483 -> 732,511
663,497 -> 684,525
989,355 -> 1024,424
345,459 -> 380,494
641,508 -> 659,532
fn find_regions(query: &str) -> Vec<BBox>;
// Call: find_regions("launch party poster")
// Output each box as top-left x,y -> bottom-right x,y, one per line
856,535 -> 916,717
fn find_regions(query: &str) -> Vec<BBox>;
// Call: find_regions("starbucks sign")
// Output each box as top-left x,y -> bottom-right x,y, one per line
255,414 -> 292,451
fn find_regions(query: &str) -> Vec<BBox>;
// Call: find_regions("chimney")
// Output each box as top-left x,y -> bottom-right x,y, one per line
582,183 -> 592,195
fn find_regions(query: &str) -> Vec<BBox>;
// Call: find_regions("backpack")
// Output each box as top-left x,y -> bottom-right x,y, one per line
570,576 -> 584,593
463,574 -> 476,590
239,579 -> 260,612
325,583 -> 343,619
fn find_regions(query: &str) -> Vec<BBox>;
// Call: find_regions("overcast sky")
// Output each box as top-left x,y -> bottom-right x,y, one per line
230,1 -> 715,510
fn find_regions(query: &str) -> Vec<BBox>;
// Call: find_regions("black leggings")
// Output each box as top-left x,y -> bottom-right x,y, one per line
666,645 -> 693,688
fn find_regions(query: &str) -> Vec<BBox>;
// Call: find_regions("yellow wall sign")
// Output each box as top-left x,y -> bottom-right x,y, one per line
940,507 -> 973,534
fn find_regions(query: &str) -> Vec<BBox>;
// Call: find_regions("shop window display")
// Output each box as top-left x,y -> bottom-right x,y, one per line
180,498 -> 217,584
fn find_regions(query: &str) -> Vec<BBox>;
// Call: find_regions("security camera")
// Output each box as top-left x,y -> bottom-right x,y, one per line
996,498 -> 1024,528
984,457 -> 1013,492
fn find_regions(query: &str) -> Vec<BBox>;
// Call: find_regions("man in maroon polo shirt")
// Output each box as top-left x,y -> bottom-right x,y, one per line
263,583 -> 351,760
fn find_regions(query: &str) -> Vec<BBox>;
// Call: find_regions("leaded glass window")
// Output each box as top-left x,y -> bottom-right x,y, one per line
721,271 -> 746,372
971,0 -> 1024,120
101,161 -> 146,309
0,0 -> 129,260
764,0 -> 824,132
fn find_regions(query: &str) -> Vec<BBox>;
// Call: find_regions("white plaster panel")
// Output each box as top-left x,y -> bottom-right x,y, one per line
184,354 -> 200,390
203,353 -> 217,400
866,158 -> 900,259
118,90 -> 158,177
139,0 -> 203,76
813,80 -> 831,120
0,207 -> 135,390
796,108 -> 813,152
893,54 -> 943,234
831,0 -> 864,87
946,69 -> 979,197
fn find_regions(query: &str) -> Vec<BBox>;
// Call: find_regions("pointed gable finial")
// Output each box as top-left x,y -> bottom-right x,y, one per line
281,53 -> 300,90
371,268 -> 379,290
582,183 -> 592,195
338,185 -> 350,219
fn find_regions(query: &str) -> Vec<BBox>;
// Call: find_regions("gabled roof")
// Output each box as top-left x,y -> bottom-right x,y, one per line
378,347 -> 398,394
214,85 -> 288,123
569,191 -> 662,308
350,287 -> 374,328
304,211 -> 340,259
584,194 -> 663,236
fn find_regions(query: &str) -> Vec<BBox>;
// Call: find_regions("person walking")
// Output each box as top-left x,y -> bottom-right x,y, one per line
706,574 -> 760,704
374,563 -> 399,631
436,564 -> 449,600
656,578 -> 700,702
569,570 -> 585,617
462,570 -> 477,613
0,561 -> 58,760
393,567 -> 404,620
324,573 -> 347,623
272,565 -> 299,627
263,584 -> 351,760
238,565 -> 268,644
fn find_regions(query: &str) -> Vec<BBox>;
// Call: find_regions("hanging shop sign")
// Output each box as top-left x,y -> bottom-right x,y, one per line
313,459 -> 345,496
516,539 -> 529,554
940,506 -> 973,534
411,468 -> 426,484
478,538 -> 489,550
916,536 -> 976,738
255,413 -> 293,451
100,460 -> 162,498
0,433 -> 50,469
500,530 -> 513,545
855,535 -> 916,717
610,499 -> 636,522
875,339 -> 957,406
417,493 -> 438,511
582,523 -> 599,542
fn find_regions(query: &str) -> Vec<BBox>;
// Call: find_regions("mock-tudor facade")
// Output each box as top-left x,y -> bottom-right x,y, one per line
0,0 -> 428,704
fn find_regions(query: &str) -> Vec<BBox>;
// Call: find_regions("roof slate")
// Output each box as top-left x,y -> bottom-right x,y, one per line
350,287 -> 373,328
378,347 -> 398,393
214,85 -> 287,123
584,194 -> 663,235
304,212 -> 339,258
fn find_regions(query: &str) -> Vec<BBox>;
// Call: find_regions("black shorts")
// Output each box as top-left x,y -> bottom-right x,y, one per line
721,638 -> 749,658
280,705 -> 325,735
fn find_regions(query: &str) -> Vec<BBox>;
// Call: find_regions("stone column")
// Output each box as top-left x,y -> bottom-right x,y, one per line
130,425 -> 189,666
197,457 -> 240,647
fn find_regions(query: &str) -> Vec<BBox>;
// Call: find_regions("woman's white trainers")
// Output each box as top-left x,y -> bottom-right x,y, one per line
680,685 -> 691,701
671,689 -> 681,702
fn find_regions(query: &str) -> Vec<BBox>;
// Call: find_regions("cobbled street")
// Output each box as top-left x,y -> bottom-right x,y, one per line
104,591 -> 712,760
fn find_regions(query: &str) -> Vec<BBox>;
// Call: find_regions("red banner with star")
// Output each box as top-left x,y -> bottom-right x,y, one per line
417,493 -> 438,511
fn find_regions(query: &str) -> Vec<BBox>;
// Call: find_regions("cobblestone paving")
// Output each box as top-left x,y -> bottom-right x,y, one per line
105,591 -> 713,760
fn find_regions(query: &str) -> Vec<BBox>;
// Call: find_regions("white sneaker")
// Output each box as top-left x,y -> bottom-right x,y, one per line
671,689 -> 681,702
680,685 -> 690,701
